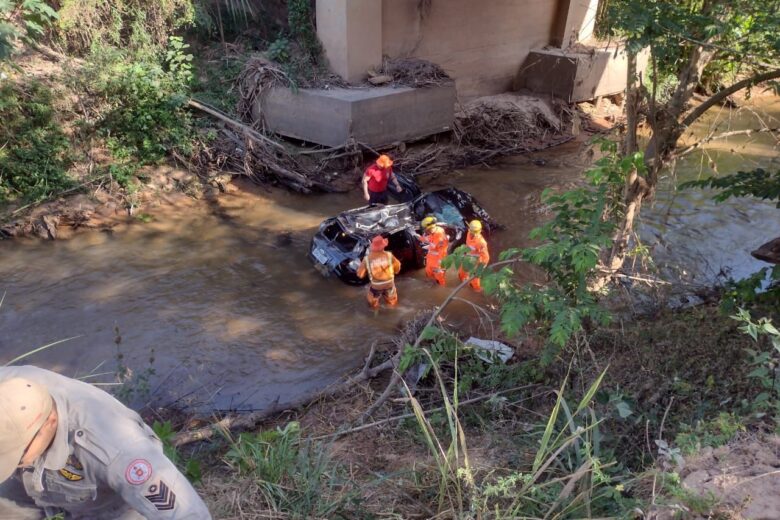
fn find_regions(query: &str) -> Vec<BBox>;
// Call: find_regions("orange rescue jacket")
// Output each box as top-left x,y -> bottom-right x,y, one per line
466,231 -> 489,264
423,225 -> 449,258
357,251 -> 401,287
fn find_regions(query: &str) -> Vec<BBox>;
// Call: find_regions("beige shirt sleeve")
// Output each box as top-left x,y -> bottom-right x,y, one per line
84,429 -> 211,520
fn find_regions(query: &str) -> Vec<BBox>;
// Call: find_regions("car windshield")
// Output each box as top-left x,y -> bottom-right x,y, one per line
414,194 -> 467,230
337,204 -> 414,236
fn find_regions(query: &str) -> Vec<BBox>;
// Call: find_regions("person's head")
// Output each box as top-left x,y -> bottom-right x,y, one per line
421,216 -> 437,231
0,378 -> 58,483
468,220 -> 483,235
376,155 -> 393,170
370,235 -> 389,252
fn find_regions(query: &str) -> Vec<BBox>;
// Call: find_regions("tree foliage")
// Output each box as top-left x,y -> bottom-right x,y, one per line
447,143 -> 637,364
595,0 -> 780,277
681,168 -> 780,208
0,0 -> 58,60
603,0 -> 780,71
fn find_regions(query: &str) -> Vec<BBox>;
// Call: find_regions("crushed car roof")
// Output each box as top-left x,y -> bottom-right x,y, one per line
336,203 -> 414,237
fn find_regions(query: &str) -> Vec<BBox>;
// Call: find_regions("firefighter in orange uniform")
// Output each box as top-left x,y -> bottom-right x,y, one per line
356,235 -> 402,308
458,219 -> 490,291
420,216 -> 449,286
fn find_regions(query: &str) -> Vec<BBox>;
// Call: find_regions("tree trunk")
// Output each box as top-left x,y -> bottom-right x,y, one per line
623,50 -> 639,156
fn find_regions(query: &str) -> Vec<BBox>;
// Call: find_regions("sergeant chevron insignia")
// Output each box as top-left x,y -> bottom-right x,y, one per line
145,480 -> 176,511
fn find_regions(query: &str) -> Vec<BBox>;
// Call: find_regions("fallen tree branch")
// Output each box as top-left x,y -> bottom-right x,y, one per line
682,69 -> 780,129
358,258 -> 521,423
187,99 -> 286,151
674,127 -> 780,159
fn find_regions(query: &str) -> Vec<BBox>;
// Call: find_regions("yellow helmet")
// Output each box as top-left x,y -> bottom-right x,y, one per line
469,220 -> 482,233
421,216 -> 437,229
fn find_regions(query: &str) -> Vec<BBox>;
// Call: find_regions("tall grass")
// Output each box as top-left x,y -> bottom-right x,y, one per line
406,351 -> 632,518
223,421 -> 359,519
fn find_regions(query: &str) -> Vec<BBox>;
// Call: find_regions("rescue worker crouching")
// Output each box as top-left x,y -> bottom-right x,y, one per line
0,365 -> 212,520
357,235 -> 402,308
420,216 -> 449,286
458,219 -> 490,292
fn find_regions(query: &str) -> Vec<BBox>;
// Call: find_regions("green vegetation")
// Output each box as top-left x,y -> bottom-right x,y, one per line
447,141 -> 635,363
223,422 -> 360,518
0,81 -> 72,202
0,0 -> 58,60
2,0 -> 779,517
78,37 -> 194,176
54,0 -> 194,56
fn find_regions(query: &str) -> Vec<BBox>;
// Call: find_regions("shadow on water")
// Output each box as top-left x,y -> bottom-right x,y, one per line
0,98 -> 778,413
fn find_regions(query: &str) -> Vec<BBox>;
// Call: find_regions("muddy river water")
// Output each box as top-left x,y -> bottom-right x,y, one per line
1,99 -> 779,412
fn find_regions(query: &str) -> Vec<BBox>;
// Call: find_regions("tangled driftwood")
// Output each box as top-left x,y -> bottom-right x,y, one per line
376,57 -> 452,88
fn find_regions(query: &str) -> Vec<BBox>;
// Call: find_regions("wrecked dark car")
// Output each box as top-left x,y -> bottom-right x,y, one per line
309,188 -> 496,284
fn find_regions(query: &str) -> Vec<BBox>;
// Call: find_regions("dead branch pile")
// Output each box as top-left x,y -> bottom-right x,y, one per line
392,94 -> 574,178
196,57 -> 573,191
378,57 -> 452,88
235,57 -> 290,125
455,94 -> 566,150
188,99 -> 357,193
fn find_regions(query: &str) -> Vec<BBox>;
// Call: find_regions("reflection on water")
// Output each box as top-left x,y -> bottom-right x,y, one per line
0,97 -> 778,412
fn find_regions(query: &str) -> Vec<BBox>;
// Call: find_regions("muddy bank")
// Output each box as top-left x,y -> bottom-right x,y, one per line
0,164 -> 223,240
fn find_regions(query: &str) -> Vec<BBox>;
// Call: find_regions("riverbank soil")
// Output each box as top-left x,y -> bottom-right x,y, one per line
185,303 -> 775,518
673,434 -> 780,519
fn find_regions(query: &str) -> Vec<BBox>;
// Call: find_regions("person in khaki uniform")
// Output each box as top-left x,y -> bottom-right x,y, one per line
0,365 -> 212,519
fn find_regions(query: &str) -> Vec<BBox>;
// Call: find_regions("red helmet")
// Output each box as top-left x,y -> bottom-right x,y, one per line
370,235 -> 389,251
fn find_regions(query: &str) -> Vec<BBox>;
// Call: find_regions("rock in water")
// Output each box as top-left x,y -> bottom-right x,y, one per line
752,237 -> 780,264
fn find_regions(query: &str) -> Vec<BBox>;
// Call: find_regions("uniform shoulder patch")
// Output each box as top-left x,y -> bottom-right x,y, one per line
125,459 -> 153,485
145,480 -> 176,511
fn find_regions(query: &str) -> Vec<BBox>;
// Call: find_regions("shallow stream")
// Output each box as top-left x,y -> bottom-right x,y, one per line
1,98 -> 778,412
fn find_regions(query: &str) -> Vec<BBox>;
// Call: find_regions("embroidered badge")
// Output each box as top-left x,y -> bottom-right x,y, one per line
59,455 -> 85,481
145,481 -> 176,511
125,459 -> 153,485
59,468 -> 83,481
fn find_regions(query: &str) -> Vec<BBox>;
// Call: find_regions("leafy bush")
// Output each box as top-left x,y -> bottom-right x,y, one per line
447,142 -> 636,364
287,0 -> 320,62
267,37 -> 291,64
0,81 -> 73,202
81,37 -> 193,172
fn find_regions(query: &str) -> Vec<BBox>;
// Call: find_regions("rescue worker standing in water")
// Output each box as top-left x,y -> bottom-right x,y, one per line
362,154 -> 402,205
458,219 -> 490,292
0,365 -> 212,520
357,235 -> 402,308
420,216 -> 449,286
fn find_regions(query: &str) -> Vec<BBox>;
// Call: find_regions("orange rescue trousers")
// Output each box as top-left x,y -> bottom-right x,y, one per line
458,267 -> 483,291
457,230 -> 489,291
425,256 -> 447,285
366,283 -> 398,308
